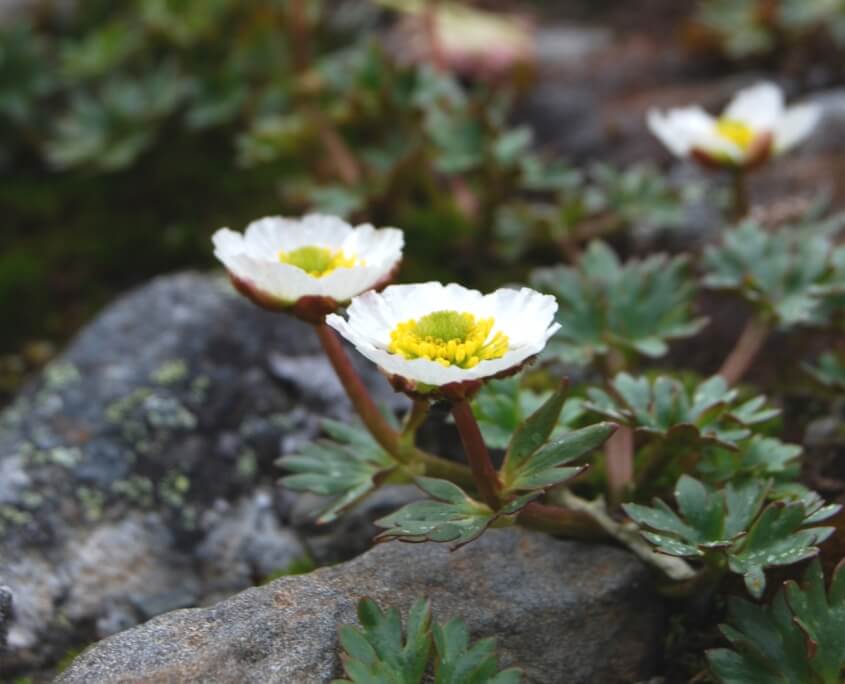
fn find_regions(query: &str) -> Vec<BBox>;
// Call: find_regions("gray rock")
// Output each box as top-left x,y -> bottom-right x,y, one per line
0,272 -> 392,674
58,529 -> 664,684
0,585 -> 11,654
290,484 -> 422,565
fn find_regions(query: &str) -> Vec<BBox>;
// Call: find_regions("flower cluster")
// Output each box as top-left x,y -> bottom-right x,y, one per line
213,217 -> 558,398
214,81 -> 822,400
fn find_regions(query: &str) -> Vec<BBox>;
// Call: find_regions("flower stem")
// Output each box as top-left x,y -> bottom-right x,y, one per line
731,168 -> 750,221
718,316 -> 770,386
605,427 -> 634,506
601,348 -> 633,505
401,399 -> 430,441
313,323 -> 400,456
314,324 -> 475,486
517,502 -> 607,540
450,399 -> 502,510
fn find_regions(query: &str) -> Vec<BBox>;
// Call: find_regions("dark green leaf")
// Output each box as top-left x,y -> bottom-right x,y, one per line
471,378 -> 584,450
278,419 -> 395,524
335,597 -> 431,684
532,241 -> 706,366
504,422 -> 615,492
503,382 -> 568,474
703,219 -> 845,328
374,478 -> 495,548
708,560 -> 845,684
434,619 -> 522,684
587,373 -> 777,450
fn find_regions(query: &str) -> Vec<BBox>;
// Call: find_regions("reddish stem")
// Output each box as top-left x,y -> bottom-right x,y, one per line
518,502 -> 606,540
718,316 -> 770,386
605,427 -> 634,505
731,168 -> 750,221
450,399 -> 502,510
314,324 -> 399,455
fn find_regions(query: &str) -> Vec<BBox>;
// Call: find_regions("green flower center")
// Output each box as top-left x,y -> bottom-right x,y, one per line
278,245 -> 359,277
716,117 -> 756,151
388,309 -> 509,369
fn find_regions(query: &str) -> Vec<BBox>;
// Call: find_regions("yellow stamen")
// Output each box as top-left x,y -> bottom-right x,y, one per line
716,118 -> 756,151
388,310 -> 509,369
278,245 -> 360,277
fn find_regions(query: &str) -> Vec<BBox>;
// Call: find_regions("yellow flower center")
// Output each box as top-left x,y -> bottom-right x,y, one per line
278,245 -> 359,277
716,118 -> 756,151
388,310 -> 509,369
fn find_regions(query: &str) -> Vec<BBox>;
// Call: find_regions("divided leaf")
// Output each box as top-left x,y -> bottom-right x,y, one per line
471,377 -> 584,450
804,352 -> 845,391
727,503 -> 835,598
587,374 -> 778,450
434,619 -> 522,684
335,598 -> 432,684
625,476 -> 839,598
703,219 -> 845,328
278,419 -> 395,524
374,478 -> 540,549
531,241 -> 707,366
697,436 -> 802,484
500,383 -> 614,494
708,560 -> 845,684
335,597 -> 522,684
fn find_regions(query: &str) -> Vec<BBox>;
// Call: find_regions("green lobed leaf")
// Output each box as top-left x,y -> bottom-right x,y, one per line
471,378 -> 584,451
804,352 -> 845,391
626,475 -> 836,596
433,619 -> 522,684
785,559 -> 845,683
728,503 -> 836,599
374,478 -> 495,548
697,436 -> 802,485
503,382 -> 568,475
334,597 -> 522,684
278,419 -> 395,524
531,241 -> 706,366
587,373 -> 778,451
708,560 -> 845,684
703,219 -> 845,328
335,597 -> 432,684
503,422 -> 614,492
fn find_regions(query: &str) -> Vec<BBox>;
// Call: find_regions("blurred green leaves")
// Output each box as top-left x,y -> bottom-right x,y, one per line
586,374 -> 778,450
532,242 -> 707,366
704,219 -> 845,329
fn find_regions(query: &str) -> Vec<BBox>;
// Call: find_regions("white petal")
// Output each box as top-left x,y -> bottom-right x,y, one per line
647,107 -> 738,159
723,81 -> 784,130
647,108 -> 693,157
774,103 -> 821,153
211,215 -> 404,304
326,283 -> 559,388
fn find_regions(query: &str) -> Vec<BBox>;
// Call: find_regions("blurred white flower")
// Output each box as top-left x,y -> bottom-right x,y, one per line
212,215 -> 403,320
647,82 -> 820,168
380,0 -> 534,78
326,282 -> 559,397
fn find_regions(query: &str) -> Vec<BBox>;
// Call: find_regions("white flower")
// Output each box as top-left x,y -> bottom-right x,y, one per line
647,82 -> 820,167
326,282 -> 560,394
212,214 -> 404,317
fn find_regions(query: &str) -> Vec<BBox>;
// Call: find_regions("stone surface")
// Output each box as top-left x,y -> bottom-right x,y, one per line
0,272 -> 396,674
0,585 -> 11,655
58,529 -> 664,684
